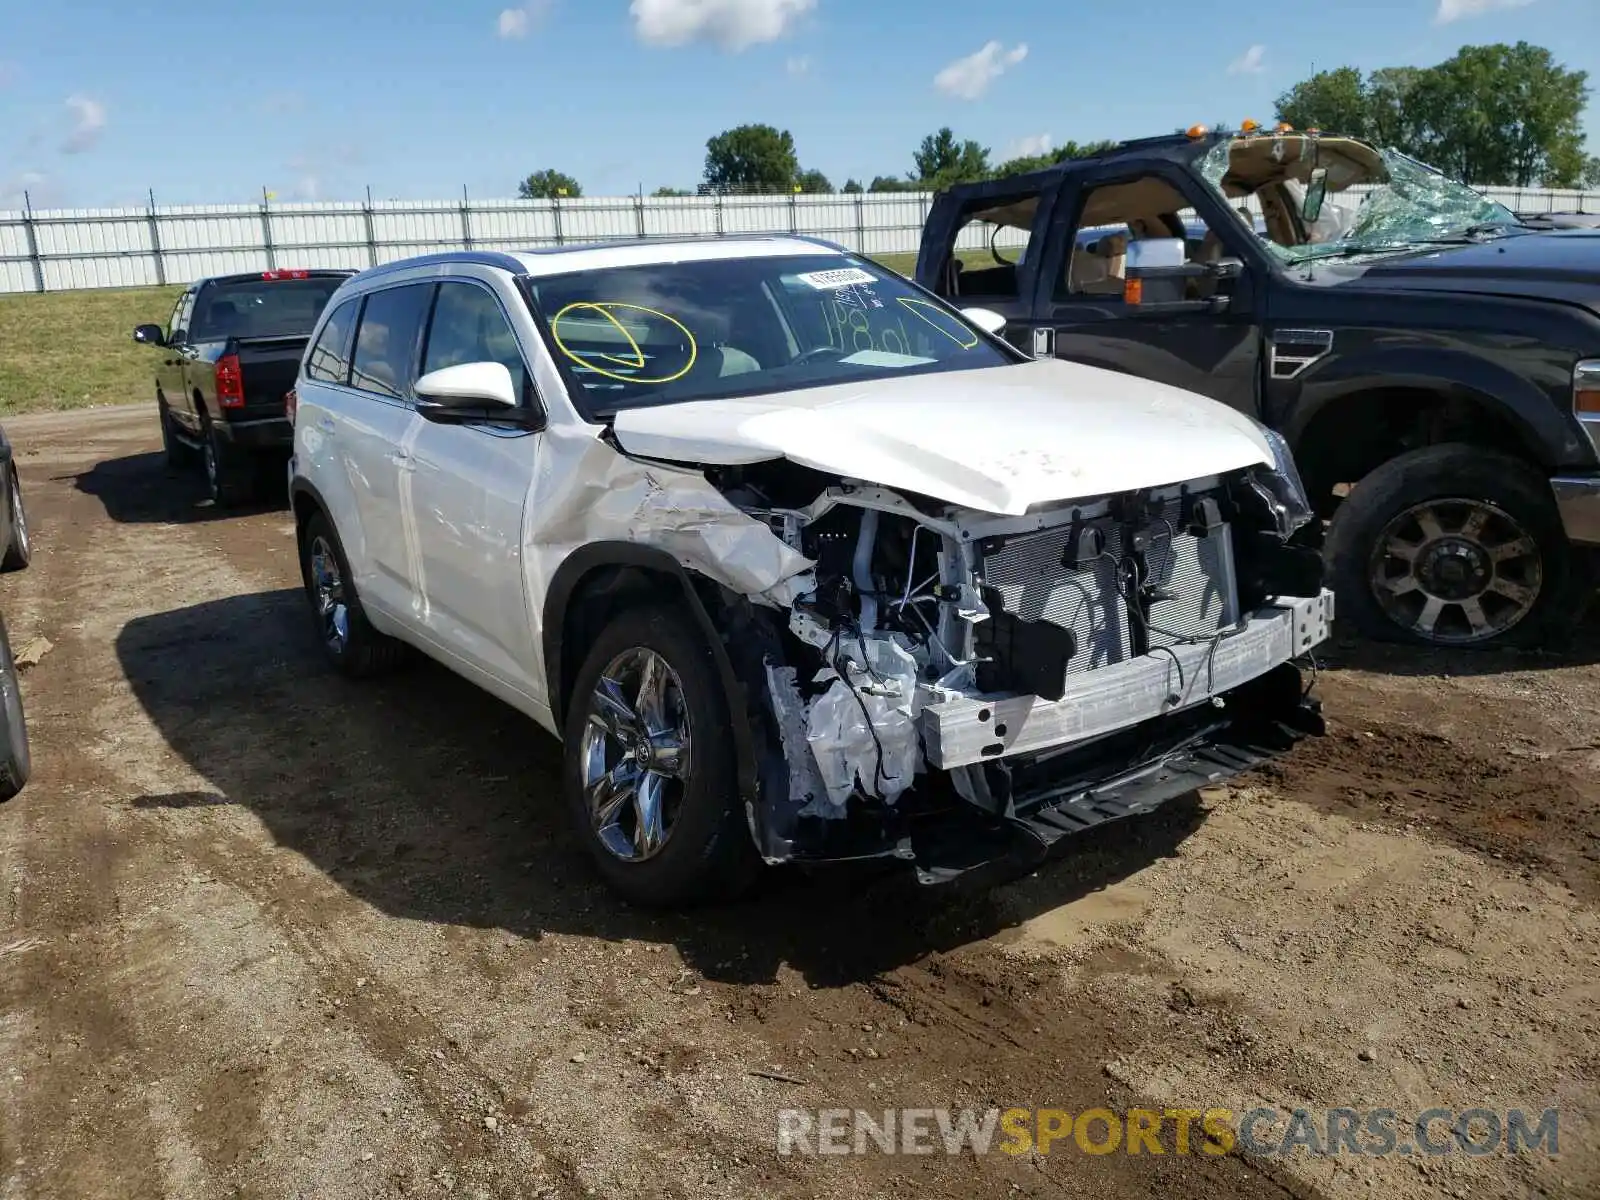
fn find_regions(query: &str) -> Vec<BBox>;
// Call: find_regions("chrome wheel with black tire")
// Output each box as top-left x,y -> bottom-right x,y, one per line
297,510 -> 408,677
562,604 -> 758,906
580,647 -> 694,863
1,464 -> 30,572
201,418 -> 255,508
1328,442 -> 1572,648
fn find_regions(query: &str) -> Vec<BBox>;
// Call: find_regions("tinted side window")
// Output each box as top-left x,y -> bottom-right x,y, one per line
350,284 -> 435,399
169,293 -> 194,344
306,298 -> 359,385
422,282 -> 530,401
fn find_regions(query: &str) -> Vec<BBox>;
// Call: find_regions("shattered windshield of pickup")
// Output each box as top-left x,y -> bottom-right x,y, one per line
1198,136 -> 1521,265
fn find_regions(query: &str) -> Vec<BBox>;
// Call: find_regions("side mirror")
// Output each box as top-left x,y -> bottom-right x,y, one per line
1124,238 -> 1187,272
133,324 -> 165,346
414,362 -> 517,414
961,307 -> 1007,336
1124,239 -> 1235,314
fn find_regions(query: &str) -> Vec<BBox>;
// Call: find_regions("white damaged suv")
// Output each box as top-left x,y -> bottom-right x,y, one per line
287,236 -> 1332,904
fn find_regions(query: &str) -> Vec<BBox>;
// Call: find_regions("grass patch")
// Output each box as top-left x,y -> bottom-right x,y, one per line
0,285 -> 180,415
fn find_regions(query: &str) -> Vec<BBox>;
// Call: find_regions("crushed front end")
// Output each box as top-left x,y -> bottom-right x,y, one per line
707,458 -> 1331,884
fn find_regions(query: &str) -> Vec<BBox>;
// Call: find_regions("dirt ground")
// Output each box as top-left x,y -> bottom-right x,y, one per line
1,406 -> 1596,1200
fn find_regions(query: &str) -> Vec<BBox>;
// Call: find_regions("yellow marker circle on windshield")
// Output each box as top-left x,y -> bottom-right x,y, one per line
897,298 -> 980,349
551,302 -> 699,384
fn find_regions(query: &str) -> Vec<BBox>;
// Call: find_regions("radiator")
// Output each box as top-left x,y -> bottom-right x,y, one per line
977,500 -> 1239,680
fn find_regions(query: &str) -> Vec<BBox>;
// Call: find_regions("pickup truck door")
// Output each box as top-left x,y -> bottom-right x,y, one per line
1029,164 -> 1263,416
916,178 -> 1061,355
159,291 -> 197,431
403,280 -> 542,701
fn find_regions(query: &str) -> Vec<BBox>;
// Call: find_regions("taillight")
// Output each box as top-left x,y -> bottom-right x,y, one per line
216,353 -> 245,409
261,269 -> 310,281
285,388 -> 298,425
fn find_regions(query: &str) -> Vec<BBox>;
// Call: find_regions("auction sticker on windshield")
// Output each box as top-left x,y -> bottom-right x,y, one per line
797,268 -> 878,291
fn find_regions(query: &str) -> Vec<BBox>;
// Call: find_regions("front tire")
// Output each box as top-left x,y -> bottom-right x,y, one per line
1,464 -> 31,572
159,393 -> 198,469
562,604 -> 759,907
1327,443 -> 1572,647
298,510 -> 408,678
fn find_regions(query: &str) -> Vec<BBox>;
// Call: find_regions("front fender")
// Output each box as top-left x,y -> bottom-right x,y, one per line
1282,344 -> 1591,470
541,542 -> 760,816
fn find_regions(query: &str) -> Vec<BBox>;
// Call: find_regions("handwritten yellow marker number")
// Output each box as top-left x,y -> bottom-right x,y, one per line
551,302 -> 699,385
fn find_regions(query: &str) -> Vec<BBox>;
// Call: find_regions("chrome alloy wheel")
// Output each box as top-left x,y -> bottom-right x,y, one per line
9,469 -> 27,559
308,534 -> 351,651
1370,498 -> 1542,644
580,647 -> 692,863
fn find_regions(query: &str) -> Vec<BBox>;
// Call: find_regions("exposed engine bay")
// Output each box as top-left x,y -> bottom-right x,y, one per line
696,456 -> 1332,883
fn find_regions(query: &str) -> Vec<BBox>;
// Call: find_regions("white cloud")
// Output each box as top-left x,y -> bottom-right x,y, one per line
496,1 -> 550,38
933,41 -> 1028,101
61,95 -> 106,154
631,0 -> 815,51
1436,0 -> 1534,22
1228,44 -> 1266,75
1002,134 -> 1052,160
786,54 -> 811,78
0,172 -> 49,211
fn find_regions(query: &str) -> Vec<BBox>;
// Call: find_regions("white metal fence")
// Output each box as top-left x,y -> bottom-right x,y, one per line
1,185 -> 1596,294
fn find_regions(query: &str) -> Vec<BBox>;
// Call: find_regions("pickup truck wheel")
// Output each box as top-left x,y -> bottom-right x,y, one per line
202,421 -> 256,508
158,395 -> 198,469
1327,443 -> 1570,647
298,511 -> 408,678
563,604 -> 759,907
1,464 -> 31,572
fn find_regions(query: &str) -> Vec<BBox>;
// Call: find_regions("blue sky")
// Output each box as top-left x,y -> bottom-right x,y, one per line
2,0 -> 1597,209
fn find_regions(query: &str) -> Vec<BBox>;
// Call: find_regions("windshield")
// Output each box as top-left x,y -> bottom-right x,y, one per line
190,277 -> 345,341
522,253 -> 1014,420
1198,136 -> 1518,265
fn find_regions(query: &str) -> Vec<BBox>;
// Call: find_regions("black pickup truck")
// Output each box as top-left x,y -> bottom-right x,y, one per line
134,269 -> 352,506
915,129 -> 1600,649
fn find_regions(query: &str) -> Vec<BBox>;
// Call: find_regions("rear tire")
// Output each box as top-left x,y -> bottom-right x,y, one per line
1326,443 -> 1573,648
0,615 -> 32,803
562,603 -> 760,907
1,464 -> 31,573
202,416 -> 256,508
298,510 -> 408,678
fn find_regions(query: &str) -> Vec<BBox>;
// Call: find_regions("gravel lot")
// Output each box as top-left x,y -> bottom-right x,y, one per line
1,406 -> 1596,1199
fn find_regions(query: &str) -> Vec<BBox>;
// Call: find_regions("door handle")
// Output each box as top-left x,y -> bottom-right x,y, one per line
388,450 -> 415,471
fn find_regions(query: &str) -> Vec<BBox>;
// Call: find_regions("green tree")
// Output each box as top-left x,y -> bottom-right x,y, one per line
703,124 -> 800,192
796,168 -> 833,193
652,186 -> 693,197
1275,66 -> 1370,137
517,169 -> 582,199
842,178 -> 864,193
868,175 -> 917,192
912,127 -> 991,189
1273,44 -> 1591,187
994,139 -> 1119,179
1366,67 -> 1423,148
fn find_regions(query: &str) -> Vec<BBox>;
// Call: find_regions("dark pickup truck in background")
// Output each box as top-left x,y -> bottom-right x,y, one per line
134,269 -> 352,506
915,128 -> 1600,649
